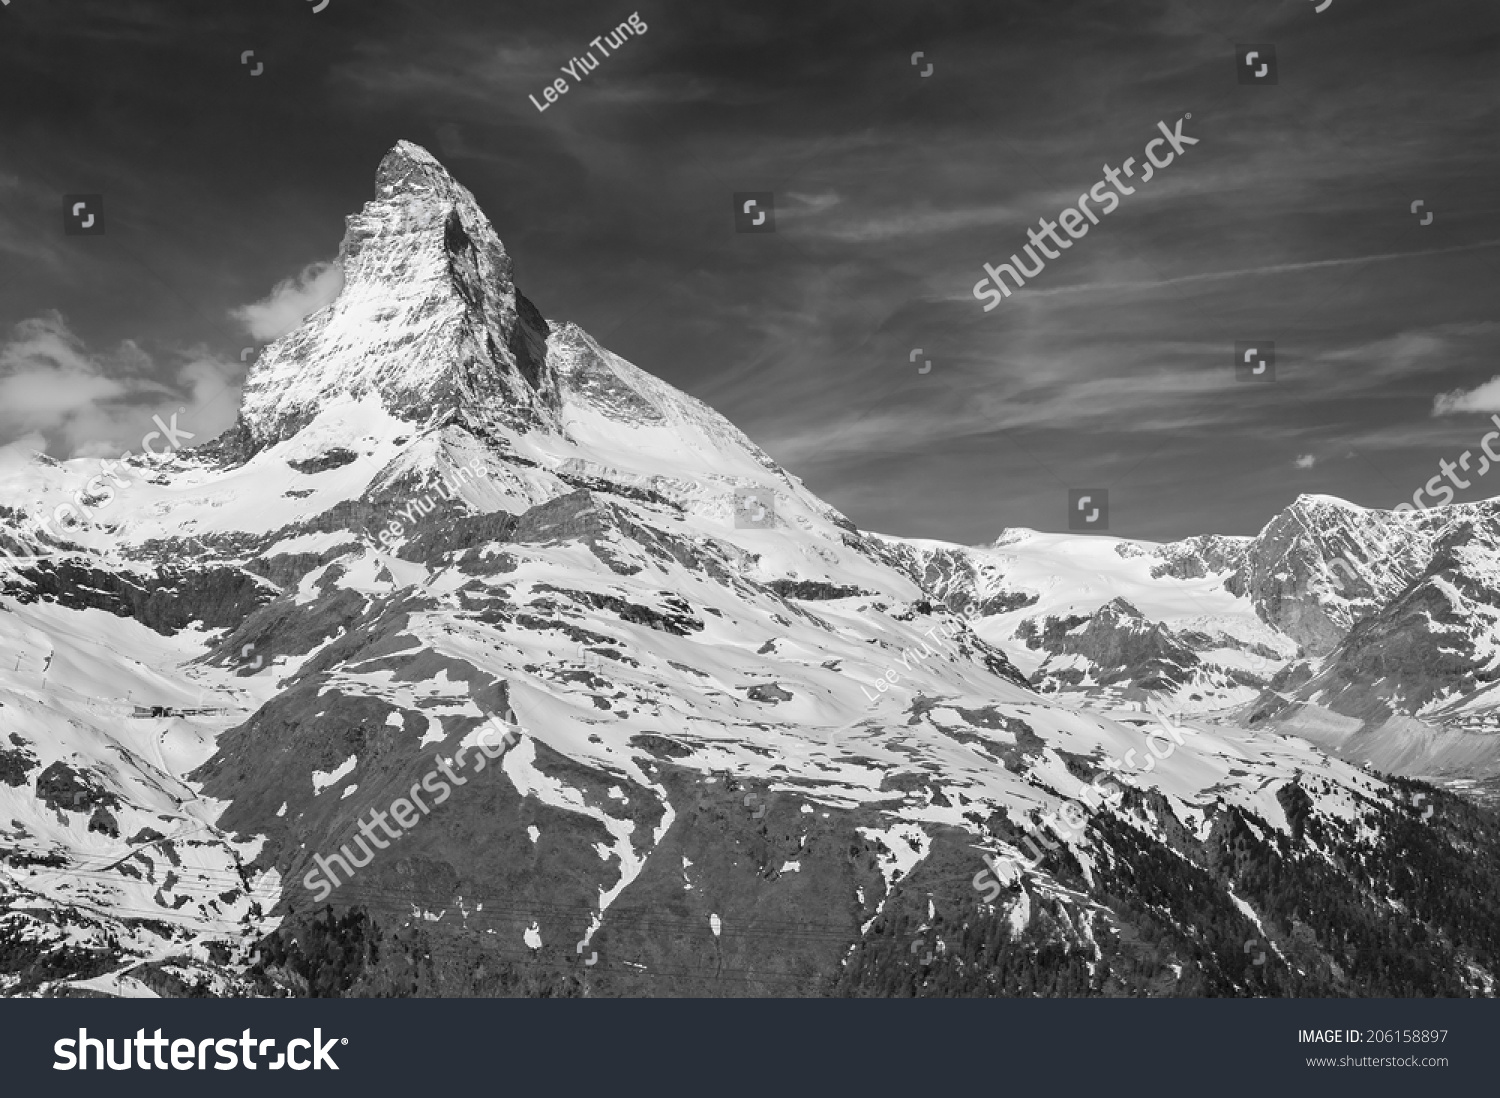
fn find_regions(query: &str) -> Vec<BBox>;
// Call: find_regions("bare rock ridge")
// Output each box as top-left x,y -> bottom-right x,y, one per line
1225,494 -> 1437,653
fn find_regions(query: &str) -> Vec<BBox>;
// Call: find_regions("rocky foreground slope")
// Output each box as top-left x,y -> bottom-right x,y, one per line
2,144 -> 1498,997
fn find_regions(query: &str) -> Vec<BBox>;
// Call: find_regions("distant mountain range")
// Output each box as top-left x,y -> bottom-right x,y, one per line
883,493 -> 1500,789
2,144 -> 1497,998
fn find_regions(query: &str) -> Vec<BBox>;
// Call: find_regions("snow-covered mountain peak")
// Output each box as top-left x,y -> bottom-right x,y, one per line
356,140 -> 516,288
375,140 -> 471,200
987,527 -> 1043,548
234,142 -> 546,455
1289,493 -> 1370,514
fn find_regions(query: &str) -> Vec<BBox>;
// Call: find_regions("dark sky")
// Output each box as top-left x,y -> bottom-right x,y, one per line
1,0 -> 1498,543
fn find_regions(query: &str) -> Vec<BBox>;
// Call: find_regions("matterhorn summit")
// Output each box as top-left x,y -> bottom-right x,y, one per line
235,141 -> 554,454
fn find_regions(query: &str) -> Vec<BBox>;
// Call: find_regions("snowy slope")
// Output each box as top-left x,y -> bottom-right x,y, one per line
876,528 -> 1293,712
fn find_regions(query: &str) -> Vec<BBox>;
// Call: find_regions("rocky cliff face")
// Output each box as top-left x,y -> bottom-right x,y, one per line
1225,494 -> 1437,654
1247,510 -> 1500,778
1021,597 -> 1209,694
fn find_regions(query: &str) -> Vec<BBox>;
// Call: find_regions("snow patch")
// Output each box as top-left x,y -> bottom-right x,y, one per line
312,755 -> 357,794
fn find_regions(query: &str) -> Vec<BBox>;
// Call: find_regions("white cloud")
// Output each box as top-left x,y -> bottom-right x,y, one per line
1294,454 -> 1316,469
231,259 -> 344,342
1433,376 -> 1500,415
0,318 -> 136,425
0,313 -> 241,458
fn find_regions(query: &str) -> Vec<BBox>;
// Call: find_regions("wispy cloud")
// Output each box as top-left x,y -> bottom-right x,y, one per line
979,239 -> 1500,302
0,313 -> 239,458
796,201 -> 1020,243
231,260 -> 345,342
